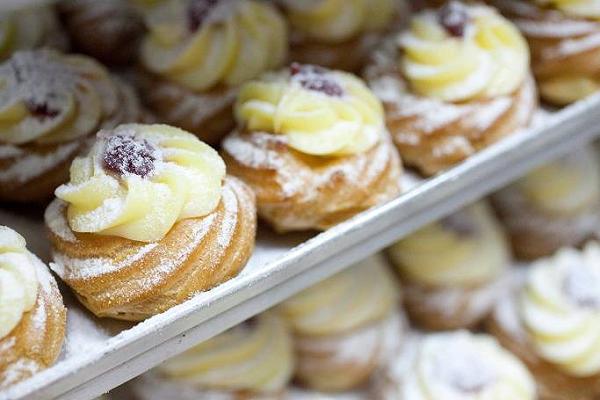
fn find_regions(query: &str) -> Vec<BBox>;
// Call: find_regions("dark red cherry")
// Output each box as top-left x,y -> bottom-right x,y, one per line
102,135 -> 157,178
187,0 -> 221,31
438,1 -> 470,37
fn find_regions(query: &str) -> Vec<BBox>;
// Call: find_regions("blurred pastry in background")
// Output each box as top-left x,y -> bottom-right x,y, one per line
0,50 -> 144,203
364,1 -> 537,175
278,255 -> 403,392
129,312 -> 294,399
222,63 -> 402,232
487,242 -> 600,400
137,0 -> 288,144
45,123 -> 256,321
0,226 -> 66,389
278,0 -> 408,72
492,0 -> 600,105
387,201 -> 511,330
0,5 -> 67,61
492,146 -> 600,260
373,330 -> 536,399
58,0 -> 146,66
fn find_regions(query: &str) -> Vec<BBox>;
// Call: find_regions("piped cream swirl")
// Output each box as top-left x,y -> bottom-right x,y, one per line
521,242 -> 600,376
141,0 -> 287,92
55,123 -> 226,243
388,202 -> 509,287
156,312 -> 294,393
400,2 -> 529,102
280,0 -> 398,43
236,64 -> 385,156
0,226 -> 38,340
278,255 -> 400,336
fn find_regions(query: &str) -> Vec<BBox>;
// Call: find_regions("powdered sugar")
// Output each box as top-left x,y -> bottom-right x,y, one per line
1,359 -> 40,388
44,201 -> 77,243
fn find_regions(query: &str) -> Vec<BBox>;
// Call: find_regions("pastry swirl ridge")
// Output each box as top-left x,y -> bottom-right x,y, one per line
46,175 -> 256,321
0,227 -> 66,389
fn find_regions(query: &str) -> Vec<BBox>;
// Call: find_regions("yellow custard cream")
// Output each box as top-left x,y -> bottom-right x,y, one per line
157,312 -> 294,393
278,255 -> 399,336
281,0 -> 397,43
388,202 -> 509,287
535,0 -> 600,19
141,0 -> 287,91
236,64 -> 385,156
0,226 -> 38,340
521,242 -> 600,377
55,124 -> 226,242
400,1 -> 529,102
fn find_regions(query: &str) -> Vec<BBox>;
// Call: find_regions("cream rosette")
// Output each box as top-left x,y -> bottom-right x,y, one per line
135,312 -> 294,397
379,331 -> 536,400
278,255 -> 400,336
0,50 -> 123,145
388,202 -> 509,288
236,64 -> 385,157
54,123 -> 226,243
535,0 -> 600,19
0,226 -> 38,340
521,242 -> 600,377
141,0 -> 287,92
400,1 -> 529,102
517,140 -> 600,215
280,0 -> 397,43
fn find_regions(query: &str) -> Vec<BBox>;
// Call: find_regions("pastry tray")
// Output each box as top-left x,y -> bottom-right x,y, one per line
2,94 -> 600,400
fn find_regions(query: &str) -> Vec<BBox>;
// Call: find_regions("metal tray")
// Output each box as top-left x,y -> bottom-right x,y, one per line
2,94 -> 600,400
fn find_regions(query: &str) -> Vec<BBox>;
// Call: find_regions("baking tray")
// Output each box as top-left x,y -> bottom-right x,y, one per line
2,94 -> 600,400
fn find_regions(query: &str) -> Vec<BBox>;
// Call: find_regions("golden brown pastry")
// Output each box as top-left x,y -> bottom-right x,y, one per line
45,123 -> 256,321
373,331 -> 537,400
492,0 -> 600,105
492,146 -> 600,260
364,1 -> 537,175
278,0 -> 408,72
58,0 -> 146,65
136,0 -> 288,144
0,49 -> 144,203
277,255 -> 404,392
387,201 -> 511,330
0,226 -> 66,389
222,64 -> 402,232
0,5 -> 67,61
128,312 -> 294,400
488,242 -> 600,400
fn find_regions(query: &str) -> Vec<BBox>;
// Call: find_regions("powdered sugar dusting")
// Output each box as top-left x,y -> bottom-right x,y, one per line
52,242 -> 158,281
1,359 -> 40,388
45,200 -> 77,243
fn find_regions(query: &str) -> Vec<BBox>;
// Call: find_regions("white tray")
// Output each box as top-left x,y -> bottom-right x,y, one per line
2,94 -> 600,400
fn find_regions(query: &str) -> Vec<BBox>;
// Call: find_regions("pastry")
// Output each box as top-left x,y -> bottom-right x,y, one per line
278,0 -> 408,72
0,226 -> 66,389
492,146 -> 600,260
387,201 -> 511,330
373,331 -> 536,399
491,0 -> 600,105
0,5 -> 67,61
137,0 -> 288,144
487,242 -> 600,400
58,0 -> 146,65
128,312 -> 294,400
364,1 -> 537,175
222,63 -> 403,232
277,255 -> 404,392
0,49 -> 144,203
45,123 -> 256,321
